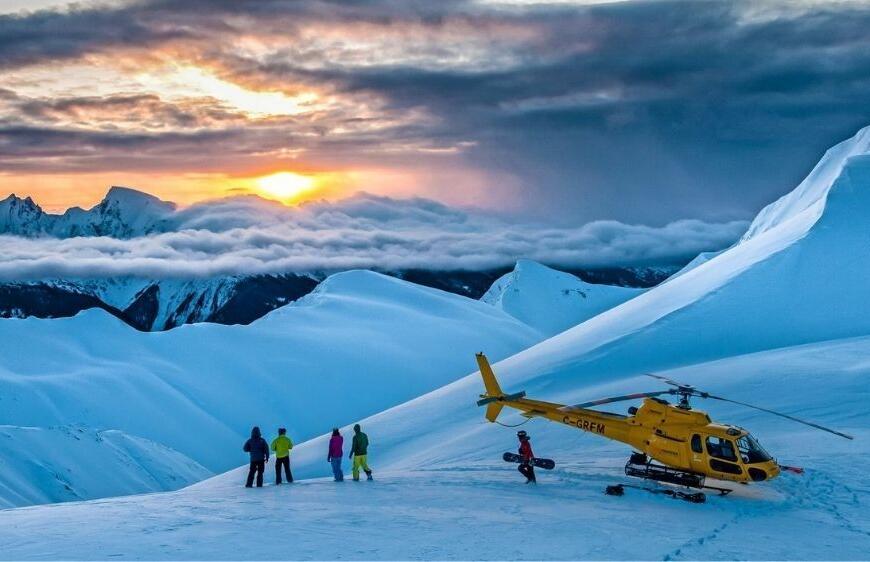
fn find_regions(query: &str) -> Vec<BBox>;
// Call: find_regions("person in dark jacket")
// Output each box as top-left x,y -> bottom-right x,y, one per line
517,430 -> 536,484
327,428 -> 344,482
243,426 -> 269,488
349,423 -> 373,481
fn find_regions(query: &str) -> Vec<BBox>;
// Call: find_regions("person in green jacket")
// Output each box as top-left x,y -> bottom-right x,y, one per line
271,427 -> 293,484
349,423 -> 373,481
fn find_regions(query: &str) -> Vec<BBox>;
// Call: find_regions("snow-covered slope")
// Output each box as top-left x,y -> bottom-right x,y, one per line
741,125 -> 870,241
0,426 -> 209,509
482,260 -> 643,335
465,125 -> 870,384
484,129 -> 870,368
0,271 -> 540,489
0,337 -> 865,560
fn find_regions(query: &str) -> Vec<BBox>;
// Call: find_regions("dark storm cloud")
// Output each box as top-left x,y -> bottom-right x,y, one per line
0,125 -> 247,172
0,0 -> 467,69
2,0 -> 870,222
0,4 -> 189,69
299,2 -> 870,221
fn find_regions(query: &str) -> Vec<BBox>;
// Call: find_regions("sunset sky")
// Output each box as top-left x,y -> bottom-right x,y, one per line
2,0 -> 870,222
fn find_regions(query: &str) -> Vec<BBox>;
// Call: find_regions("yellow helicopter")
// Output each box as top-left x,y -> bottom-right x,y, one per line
475,353 -> 853,494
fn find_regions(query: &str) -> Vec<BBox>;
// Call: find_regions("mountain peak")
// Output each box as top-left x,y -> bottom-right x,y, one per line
99,186 -> 177,212
482,260 -> 642,336
514,259 -> 566,277
1,193 -> 39,209
0,187 -> 176,238
0,193 -> 45,235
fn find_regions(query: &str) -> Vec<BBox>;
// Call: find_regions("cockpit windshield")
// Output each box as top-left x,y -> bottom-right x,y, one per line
737,434 -> 772,464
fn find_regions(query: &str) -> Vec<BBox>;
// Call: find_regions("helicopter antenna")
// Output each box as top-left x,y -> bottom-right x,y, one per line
703,394 -> 854,440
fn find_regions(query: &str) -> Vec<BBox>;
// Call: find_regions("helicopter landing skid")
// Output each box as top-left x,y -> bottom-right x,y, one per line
624,455 -> 733,496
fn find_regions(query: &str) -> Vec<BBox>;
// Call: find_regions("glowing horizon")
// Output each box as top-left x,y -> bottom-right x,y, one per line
0,10 -> 488,212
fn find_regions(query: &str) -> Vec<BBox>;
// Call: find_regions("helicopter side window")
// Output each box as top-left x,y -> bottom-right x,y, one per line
737,435 -> 772,464
691,434 -> 703,454
705,436 -> 738,462
710,458 -> 743,475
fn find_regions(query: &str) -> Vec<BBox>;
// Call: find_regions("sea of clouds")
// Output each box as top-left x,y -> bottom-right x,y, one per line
0,193 -> 747,280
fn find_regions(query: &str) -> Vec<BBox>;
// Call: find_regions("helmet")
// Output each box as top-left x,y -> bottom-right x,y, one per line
517,430 -> 529,439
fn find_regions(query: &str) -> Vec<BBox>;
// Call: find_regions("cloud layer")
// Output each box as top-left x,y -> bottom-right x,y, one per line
0,193 -> 747,280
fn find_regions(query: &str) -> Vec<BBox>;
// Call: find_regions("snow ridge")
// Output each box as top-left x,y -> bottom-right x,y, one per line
742,124 -> 870,241
481,259 -> 642,336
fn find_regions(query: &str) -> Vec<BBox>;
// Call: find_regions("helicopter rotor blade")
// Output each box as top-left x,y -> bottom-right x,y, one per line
703,394 -> 854,440
644,373 -> 695,389
561,390 -> 675,411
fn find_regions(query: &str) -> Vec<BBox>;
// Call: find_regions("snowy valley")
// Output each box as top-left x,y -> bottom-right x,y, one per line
0,271 -> 544,506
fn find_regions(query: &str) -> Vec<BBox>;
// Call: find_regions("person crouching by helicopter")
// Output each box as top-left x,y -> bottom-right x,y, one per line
327,428 -> 344,482
517,430 -> 537,484
243,426 -> 269,488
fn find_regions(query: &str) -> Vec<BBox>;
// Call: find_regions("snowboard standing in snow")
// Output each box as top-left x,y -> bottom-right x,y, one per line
503,452 -> 556,470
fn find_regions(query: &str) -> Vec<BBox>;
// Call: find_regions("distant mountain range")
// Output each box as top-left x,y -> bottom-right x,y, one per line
0,187 -> 176,238
0,186 -> 682,330
0,265 -> 677,331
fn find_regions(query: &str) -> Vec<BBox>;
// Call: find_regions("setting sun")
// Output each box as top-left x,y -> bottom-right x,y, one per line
255,172 -> 316,202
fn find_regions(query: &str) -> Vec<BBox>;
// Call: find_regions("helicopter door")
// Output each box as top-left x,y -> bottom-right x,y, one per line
690,434 -> 703,459
705,436 -> 743,475
687,434 -> 705,472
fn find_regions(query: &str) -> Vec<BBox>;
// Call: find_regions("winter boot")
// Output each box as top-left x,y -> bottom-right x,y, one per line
365,469 -> 373,481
